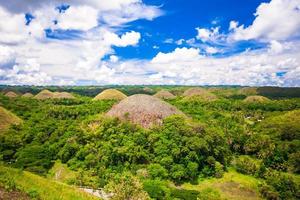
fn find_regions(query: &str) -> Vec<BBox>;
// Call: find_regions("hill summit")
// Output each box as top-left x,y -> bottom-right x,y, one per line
106,94 -> 184,128
93,89 -> 127,101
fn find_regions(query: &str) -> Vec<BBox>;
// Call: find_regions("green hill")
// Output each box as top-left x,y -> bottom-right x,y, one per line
0,165 -> 99,200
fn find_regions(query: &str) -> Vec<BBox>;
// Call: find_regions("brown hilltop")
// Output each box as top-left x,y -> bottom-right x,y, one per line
93,89 -> 127,101
106,94 -> 184,128
0,106 -> 22,134
34,90 -> 55,100
154,90 -> 176,100
183,87 -> 217,101
34,90 -> 75,100
243,95 -> 270,103
5,91 -> 18,98
54,92 -> 75,99
239,87 -> 258,96
22,93 -> 34,98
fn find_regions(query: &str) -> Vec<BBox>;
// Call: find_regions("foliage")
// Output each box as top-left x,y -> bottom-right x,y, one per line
105,172 -> 150,200
0,86 -> 300,199
143,179 -> 171,200
234,155 -> 261,176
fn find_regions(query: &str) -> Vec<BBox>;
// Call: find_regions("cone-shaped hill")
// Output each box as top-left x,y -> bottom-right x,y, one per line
34,90 -> 75,100
54,92 -> 75,99
0,106 -> 22,133
34,90 -> 55,100
183,87 -> 217,101
93,89 -> 127,101
239,87 -> 258,95
5,91 -> 18,98
243,95 -> 270,103
154,90 -> 176,100
106,94 -> 184,128
22,93 -> 34,98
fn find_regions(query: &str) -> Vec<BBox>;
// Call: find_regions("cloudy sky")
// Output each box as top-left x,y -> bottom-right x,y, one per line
0,0 -> 299,86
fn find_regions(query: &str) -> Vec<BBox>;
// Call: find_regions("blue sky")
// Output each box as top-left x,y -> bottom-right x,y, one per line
0,0 -> 299,86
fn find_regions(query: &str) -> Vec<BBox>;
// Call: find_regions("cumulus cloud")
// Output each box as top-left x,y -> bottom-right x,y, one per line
0,45 -> 16,68
56,5 -> 99,31
230,0 -> 300,41
0,0 -> 161,85
152,47 -> 201,64
104,31 -> 141,47
196,27 -> 222,42
147,45 -> 300,86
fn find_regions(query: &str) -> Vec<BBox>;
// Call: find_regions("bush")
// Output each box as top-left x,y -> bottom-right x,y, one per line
259,184 -> 280,200
197,188 -> 222,200
143,179 -> 171,200
214,162 -> 224,178
235,155 -> 260,176
105,172 -> 150,200
288,152 -> 300,173
171,188 -> 199,200
147,164 -> 168,179
264,170 -> 299,199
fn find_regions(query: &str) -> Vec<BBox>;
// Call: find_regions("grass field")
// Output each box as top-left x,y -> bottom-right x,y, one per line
0,165 -> 99,200
182,169 -> 263,200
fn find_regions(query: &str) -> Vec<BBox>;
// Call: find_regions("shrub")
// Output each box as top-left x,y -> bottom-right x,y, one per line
259,184 -> 280,200
287,152 -> 300,173
214,162 -> 224,178
171,188 -> 199,200
143,179 -> 171,200
234,155 -> 260,176
105,172 -> 150,200
147,164 -> 168,179
264,169 -> 299,199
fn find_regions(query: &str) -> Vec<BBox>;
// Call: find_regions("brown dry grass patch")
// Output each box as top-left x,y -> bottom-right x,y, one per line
153,90 -> 176,100
93,89 -> 127,101
106,94 -> 184,128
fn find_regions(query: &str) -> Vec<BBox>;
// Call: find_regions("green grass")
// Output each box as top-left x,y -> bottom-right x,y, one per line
182,169 -> 263,200
48,161 -> 78,184
0,165 -> 99,200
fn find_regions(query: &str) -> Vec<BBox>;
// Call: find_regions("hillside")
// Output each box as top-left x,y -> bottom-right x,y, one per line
0,165 -> 98,200
0,106 -> 22,134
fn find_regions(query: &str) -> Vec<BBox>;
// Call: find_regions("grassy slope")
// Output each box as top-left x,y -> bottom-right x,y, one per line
48,161 -> 78,184
0,165 -> 99,200
0,106 -> 22,134
182,169 -> 263,200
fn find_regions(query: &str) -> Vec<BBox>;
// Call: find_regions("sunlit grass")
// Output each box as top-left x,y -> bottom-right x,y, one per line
0,165 -> 99,200
182,169 -> 263,200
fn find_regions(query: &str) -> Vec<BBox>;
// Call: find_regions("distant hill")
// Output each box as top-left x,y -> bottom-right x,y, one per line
257,87 -> 300,98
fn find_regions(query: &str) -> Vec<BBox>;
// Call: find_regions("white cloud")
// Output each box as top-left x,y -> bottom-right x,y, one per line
0,45 -> 16,67
0,1 -> 161,85
196,27 -> 221,42
229,21 -> 238,31
109,55 -> 119,63
104,31 -> 141,47
0,7 -> 28,44
163,38 -> 174,44
145,45 -> 300,86
152,47 -> 201,64
56,5 -> 98,31
14,58 -> 40,72
176,39 -> 185,45
230,0 -> 300,41
205,46 -> 220,54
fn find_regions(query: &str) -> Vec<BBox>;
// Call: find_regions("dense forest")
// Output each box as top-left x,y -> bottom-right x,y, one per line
0,86 -> 299,200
